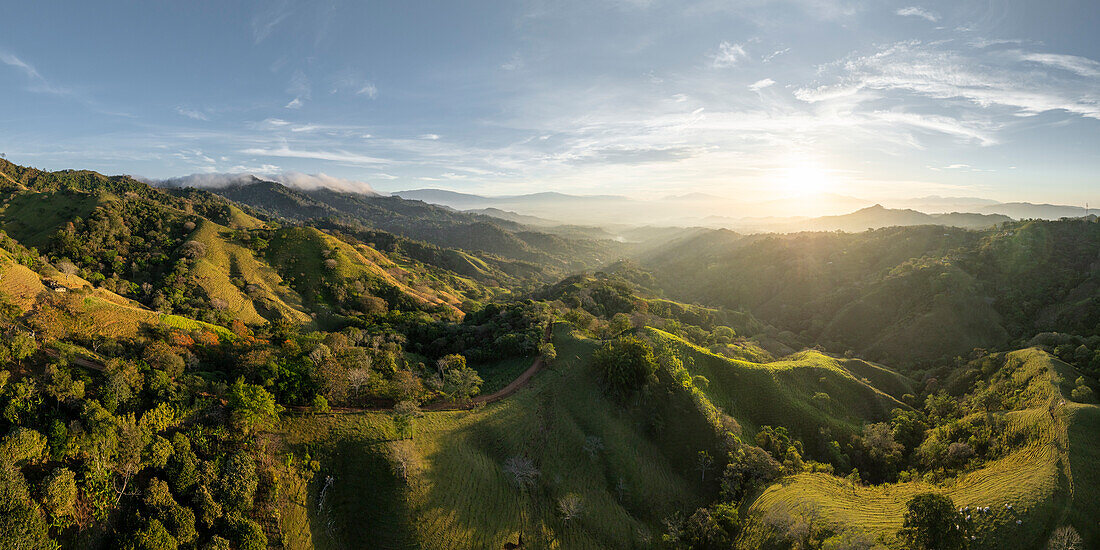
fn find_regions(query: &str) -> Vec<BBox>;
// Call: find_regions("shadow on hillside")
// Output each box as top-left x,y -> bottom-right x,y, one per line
309,438 -> 418,550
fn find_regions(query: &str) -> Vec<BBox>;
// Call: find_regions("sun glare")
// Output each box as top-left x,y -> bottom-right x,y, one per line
781,161 -> 833,197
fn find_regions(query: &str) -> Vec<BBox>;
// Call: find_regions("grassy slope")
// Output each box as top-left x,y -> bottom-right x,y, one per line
0,246 -> 233,340
266,226 -> 466,317
280,324 -> 722,549
646,327 -> 911,442
187,219 -> 312,325
0,189 -> 105,247
739,349 -> 1098,549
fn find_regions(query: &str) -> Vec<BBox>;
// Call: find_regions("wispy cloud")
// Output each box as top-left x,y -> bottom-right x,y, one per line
896,6 -> 939,22
712,41 -> 748,68
762,48 -> 790,63
329,70 -> 378,99
176,106 -> 209,121
748,78 -> 776,91
240,144 -> 388,165
286,70 -> 311,109
0,51 -> 73,97
1018,52 -> 1100,77
251,1 -> 293,44
356,83 -> 378,98
794,41 -> 1100,120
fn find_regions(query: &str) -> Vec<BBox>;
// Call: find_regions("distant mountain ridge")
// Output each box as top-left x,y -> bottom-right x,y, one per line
395,187 -> 1087,228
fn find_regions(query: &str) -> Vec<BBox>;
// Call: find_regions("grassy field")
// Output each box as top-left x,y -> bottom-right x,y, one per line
738,349 -> 1098,549
645,327 -> 911,444
473,355 -> 535,394
280,324 -> 723,549
0,189 -> 104,247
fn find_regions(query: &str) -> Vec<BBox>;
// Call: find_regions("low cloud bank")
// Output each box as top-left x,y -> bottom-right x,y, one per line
153,172 -> 379,195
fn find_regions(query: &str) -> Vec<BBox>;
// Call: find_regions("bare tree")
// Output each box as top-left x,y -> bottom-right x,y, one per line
347,368 -> 371,397
1047,526 -> 1084,550
583,435 -> 604,459
389,440 -> 419,483
503,455 -> 539,490
558,493 -> 583,523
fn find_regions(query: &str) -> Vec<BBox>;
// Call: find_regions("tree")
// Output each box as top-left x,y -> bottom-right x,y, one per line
697,450 -> 714,482
228,378 -> 281,435
558,493 -> 583,522
312,394 -> 331,414
583,435 -> 604,459
143,341 -> 184,378
593,336 -> 657,398
1047,525 -> 1084,550
539,342 -> 557,364
347,367 -> 372,399
180,240 -> 206,259
924,391 -> 960,424
0,462 -> 51,550
125,517 -> 178,550
41,468 -> 78,521
435,354 -> 466,377
443,364 -> 483,400
392,401 -> 419,439
9,331 -> 37,361
232,517 -> 267,550
1,427 -> 47,466
683,504 -> 738,549
389,440 -> 419,483
897,493 -> 966,550
218,451 -> 258,514
503,455 -> 539,491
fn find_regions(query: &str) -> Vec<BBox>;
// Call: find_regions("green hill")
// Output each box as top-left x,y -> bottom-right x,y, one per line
636,220 -> 1100,367
738,348 -> 1098,549
279,324 -> 725,549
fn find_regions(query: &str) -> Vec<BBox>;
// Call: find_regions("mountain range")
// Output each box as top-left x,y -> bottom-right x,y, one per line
394,188 -> 1089,229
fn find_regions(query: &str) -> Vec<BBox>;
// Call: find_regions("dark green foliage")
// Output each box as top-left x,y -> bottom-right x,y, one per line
681,502 -> 740,549
230,516 -> 268,550
898,493 -> 967,550
638,220 -> 1100,367
0,462 -> 51,549
720,444 -> 783,501
593,336 -> 658,398
217,451 -> 258,514
125,517 -> 179,550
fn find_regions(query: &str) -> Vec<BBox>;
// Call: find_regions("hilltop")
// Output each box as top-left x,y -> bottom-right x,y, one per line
631,219 -> 1100,367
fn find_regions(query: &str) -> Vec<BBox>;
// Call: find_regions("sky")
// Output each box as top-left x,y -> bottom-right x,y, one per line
1,0 -> 1099,205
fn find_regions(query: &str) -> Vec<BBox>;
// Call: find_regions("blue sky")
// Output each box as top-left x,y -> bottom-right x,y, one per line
1,0 -> 1099,204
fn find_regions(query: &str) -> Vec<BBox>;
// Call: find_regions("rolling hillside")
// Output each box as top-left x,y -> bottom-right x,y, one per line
634,220 -> 1100,367
279,324 -> 726,549
739,349 -> 1099,549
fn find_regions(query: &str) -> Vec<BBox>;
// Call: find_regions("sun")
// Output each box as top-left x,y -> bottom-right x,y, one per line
781,161 -> 833,197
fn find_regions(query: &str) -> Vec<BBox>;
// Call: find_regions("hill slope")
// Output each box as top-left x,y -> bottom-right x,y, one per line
739,349 -> 1098,549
